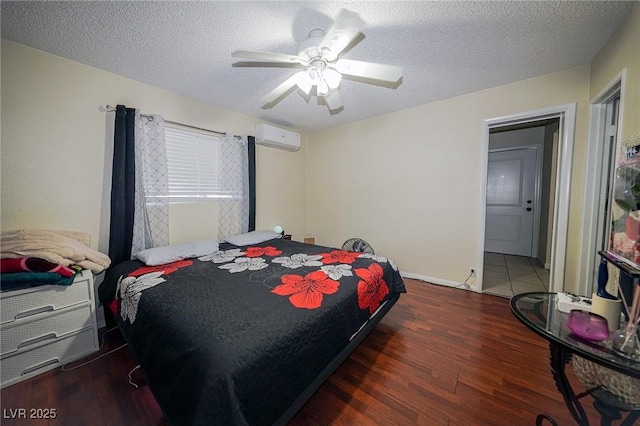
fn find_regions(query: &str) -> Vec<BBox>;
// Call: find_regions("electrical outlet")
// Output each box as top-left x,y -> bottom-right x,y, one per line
470,267 -> 476,277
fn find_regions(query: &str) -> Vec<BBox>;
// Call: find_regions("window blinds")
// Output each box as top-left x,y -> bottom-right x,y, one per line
165,125 -> 221,201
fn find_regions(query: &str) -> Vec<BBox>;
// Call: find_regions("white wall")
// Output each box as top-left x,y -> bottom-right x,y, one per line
306,65 -> 591,292
0,40 -> 307,254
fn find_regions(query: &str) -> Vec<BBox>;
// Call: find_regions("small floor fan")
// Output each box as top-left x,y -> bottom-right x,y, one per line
342,238 -> 375,254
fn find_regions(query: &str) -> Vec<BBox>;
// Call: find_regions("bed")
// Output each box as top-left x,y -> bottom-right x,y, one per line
98,237 -> 406,425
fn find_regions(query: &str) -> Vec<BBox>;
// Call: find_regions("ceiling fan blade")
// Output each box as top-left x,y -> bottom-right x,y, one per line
260,73 -> 301,104
324,90 -> 343,110
334,59 -> 402,83
318,10 -> 365,61
232,50 -> 308,65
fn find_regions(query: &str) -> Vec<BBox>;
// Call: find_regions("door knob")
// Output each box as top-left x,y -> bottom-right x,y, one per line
526,207 -> 532,211
527,200 -> 532,204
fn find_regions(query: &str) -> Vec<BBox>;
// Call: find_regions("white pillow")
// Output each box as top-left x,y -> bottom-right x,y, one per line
225,231 -> 282,246
135,240 -> 219,266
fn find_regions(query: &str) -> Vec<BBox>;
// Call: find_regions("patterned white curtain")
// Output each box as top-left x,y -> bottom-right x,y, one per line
131,111 -> 169,256
218,134 -> 249,241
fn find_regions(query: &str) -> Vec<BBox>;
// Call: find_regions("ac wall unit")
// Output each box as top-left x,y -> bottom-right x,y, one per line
255,123 -> 300,151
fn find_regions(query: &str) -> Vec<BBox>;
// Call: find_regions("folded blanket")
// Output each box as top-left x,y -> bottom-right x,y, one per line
0,257 -> 77,277
1,271 -> 76,291
1,229 -> 111,273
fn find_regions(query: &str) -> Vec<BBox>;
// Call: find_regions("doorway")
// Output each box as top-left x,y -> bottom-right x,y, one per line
485,147 -> 539,257
578,72 -> 624,297
483,124 -> 556,298
477,104 -> 577,296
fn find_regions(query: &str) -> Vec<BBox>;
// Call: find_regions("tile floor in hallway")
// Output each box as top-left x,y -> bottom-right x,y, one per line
482,252 -> 550,298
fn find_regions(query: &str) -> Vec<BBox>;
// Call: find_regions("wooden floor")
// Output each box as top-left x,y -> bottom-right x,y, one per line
1,278 -> 612,425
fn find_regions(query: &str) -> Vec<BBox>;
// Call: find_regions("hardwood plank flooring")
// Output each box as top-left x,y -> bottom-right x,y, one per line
1,279 -> 613,425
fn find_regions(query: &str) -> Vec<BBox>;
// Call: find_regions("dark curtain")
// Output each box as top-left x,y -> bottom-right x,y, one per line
108,105 -> 136,265
248,136 -> 256,231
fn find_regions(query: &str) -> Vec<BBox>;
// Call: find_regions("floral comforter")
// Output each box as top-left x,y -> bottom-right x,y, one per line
99,238 -> 406,426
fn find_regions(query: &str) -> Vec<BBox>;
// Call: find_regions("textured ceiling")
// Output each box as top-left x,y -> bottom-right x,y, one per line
1,1 -> 634,132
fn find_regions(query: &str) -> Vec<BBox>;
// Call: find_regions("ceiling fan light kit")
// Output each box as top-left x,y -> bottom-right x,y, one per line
292,59 -> 342,97
232,9 -> 403,113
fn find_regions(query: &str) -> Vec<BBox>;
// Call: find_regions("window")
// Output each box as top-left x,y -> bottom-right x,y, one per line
165,125 -> 222,202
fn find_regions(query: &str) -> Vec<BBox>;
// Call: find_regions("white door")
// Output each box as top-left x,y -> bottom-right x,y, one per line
485,148 -> 537,256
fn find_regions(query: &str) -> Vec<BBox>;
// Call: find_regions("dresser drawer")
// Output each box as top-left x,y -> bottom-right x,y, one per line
1,270 -> 93,325
1,327 -> 96,388
1,303 -> 94,356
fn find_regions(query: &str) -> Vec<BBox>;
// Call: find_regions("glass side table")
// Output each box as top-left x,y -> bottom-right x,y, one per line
511,292 -> 640,426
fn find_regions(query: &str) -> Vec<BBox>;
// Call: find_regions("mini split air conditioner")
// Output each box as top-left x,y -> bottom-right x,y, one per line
255,123 -> 300,152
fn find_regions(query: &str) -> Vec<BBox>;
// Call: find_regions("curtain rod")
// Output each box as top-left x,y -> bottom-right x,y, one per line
103,105 -> 241,138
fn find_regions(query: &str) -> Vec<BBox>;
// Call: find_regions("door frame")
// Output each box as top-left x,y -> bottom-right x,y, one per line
486,145 -> 543,258
578,70 -> 626,297
477,104 -> 577,293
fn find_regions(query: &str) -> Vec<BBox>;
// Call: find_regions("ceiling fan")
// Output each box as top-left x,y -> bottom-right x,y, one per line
231,10 -> 403,112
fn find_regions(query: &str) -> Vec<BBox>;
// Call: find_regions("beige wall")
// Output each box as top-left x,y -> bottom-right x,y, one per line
2,3 -> 637,294
306,65 -> 591,291
590,3 -> 640,141
1,40 -> 307,253
587,4 -> 639,295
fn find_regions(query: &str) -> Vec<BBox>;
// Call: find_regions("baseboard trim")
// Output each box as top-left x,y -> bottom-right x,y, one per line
400,271 -> 480,292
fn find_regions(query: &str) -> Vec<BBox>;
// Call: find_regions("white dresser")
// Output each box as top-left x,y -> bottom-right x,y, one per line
0,270 -> 99,388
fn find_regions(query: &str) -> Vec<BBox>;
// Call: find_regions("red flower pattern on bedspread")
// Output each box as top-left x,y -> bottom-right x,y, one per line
245,246 -> 282,258
271,270 -> 339,309
109,298 -> 119,316
128,259 -> 193,277
355,263 -> 389,314
320,250 -> 361,264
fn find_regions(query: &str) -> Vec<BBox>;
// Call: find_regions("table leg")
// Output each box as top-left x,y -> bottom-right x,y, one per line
548,342 -> 589,426
593,399 -> 640,426
535,414 -> 558,426
593,399 -> 621,426
620,410 -> 640,426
